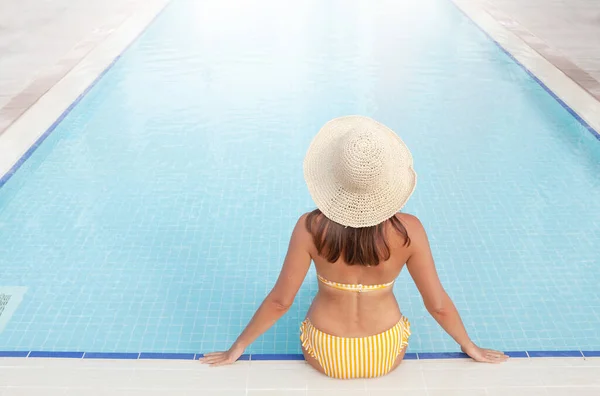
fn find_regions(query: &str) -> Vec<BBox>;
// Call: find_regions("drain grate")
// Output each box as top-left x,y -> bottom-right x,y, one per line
0,287 -> 26,334
0,293 -> 11,317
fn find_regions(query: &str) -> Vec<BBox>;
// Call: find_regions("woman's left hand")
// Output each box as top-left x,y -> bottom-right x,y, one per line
461,343 -> 508,363
199,346 -> 245,367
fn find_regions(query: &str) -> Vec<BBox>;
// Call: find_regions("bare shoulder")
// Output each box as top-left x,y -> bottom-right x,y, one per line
395,212 -> 429,248
291,213 -> 314,245
297,212 -> 311,230
395,212 -> 424,232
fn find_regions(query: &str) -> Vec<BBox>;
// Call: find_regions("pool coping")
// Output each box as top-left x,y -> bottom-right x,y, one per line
451,0 -> 600,140
0,2 -> 146,137
1,350 -> 599,360
0,0 -> 171,187
462,1 -> 600,104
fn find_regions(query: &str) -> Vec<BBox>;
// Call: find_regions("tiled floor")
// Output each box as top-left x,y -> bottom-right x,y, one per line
0,0 -> 169,179
461,0 -> 600,104
0,357 -> 599,395
470,0 -> 600,92
0,0 -> 156,134
453,0 -> 600,134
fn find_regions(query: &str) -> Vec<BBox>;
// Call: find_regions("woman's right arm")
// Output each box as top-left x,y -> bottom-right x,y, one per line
403,214 -> 507,363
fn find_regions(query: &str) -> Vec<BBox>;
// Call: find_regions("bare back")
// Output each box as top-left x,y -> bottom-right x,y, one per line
305,213 -> 414,338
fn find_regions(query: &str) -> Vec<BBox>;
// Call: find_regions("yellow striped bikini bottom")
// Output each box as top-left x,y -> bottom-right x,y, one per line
300,316 -> 411,379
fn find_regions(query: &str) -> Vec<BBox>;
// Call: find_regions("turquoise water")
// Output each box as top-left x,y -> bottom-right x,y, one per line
0,0 -> 599,355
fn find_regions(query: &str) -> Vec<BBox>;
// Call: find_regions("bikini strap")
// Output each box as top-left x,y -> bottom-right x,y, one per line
317,274 -> 394,293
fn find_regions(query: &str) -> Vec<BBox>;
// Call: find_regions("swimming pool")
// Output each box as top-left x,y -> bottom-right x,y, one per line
0,0 -> 599,356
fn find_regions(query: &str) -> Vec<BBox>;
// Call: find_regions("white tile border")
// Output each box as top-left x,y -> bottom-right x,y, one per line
0,0 -> 170,181
0,357 -> 599,393
452,0 -> 600,136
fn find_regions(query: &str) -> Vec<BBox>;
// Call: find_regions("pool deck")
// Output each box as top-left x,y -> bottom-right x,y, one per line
468,0 -> 600,101
1,356 -> 600,395
1,0 -> 600,394
0,0 -> 166,135
452,0 -> 600,137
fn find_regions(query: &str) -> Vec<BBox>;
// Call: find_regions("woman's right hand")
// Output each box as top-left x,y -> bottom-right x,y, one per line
461,342 -> 508,363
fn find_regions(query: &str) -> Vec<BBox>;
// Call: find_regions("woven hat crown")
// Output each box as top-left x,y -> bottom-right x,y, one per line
335,129 -> 391,193
304,116 -> 416,228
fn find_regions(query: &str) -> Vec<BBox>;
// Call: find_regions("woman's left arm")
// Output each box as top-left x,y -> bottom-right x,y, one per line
200,215 -> 312,366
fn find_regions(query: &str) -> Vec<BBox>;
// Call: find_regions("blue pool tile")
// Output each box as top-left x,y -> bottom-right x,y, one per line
527,351 -> 583,358
582,351 -> 600,357
139,352 -> 195,360
417,352 -> 469,359
0,351 -> 29,357
404,353 -> 418,360
505,351 -> 528,358
0,53 -> 123,190
1,0 -> 600,358
84,352 -> 139,359
28,351 -> 84,358
251,354 -> 304,361
239,354 -> 251,361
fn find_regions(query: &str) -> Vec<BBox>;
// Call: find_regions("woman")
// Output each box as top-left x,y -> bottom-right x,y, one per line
200,116 -> 507,378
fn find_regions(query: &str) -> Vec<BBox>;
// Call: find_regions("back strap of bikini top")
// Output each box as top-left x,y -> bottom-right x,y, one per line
317,274 -> 394,293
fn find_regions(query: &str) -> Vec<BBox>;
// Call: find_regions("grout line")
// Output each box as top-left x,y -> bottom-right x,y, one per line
245,358 -> 251,396
420,369 -> 428,392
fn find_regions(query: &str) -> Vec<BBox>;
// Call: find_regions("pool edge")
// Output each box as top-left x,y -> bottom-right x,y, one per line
1,350 -> 599,360
0,0 -> 173,188
450,0 -> 600,141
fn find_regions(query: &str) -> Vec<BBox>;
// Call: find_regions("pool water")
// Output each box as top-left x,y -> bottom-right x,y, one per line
0,0 -> 599,354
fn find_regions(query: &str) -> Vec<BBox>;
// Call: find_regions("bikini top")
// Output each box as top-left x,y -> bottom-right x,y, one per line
317,274 -> 395,293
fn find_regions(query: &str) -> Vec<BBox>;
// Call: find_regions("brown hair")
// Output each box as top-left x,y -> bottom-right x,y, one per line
305,209 -> 410,266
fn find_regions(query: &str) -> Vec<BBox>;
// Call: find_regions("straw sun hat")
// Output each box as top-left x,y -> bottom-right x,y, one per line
303,116 -> 416,228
